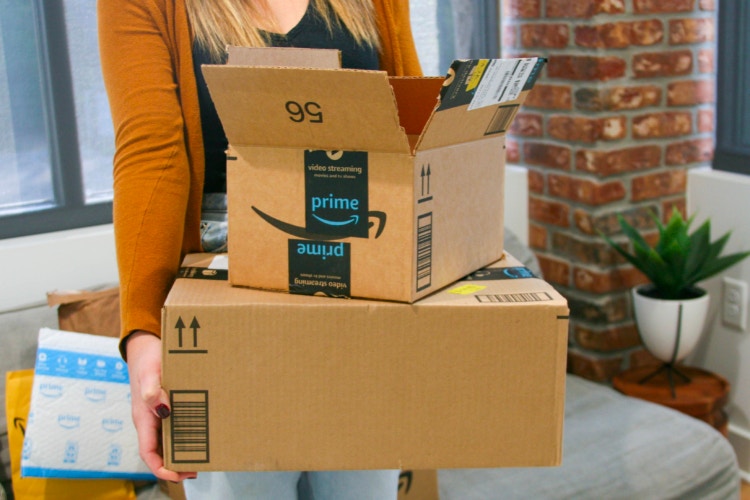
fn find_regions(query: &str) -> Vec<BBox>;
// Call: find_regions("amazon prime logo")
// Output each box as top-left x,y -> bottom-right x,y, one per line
304,150 -> 369,238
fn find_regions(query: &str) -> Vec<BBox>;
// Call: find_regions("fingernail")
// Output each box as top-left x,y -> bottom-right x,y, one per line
156,404 -> 171,419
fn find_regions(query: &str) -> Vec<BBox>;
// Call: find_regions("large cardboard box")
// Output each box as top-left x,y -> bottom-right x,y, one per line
202,55 -> 545,302
161,252 -> 568,472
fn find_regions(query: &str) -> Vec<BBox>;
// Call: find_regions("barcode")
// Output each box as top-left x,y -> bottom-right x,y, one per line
492,60 -> 520,102
170,390 -> 209,463
416,213 -> 432,292
475,291 -> 553,303
485,104 -> 519,135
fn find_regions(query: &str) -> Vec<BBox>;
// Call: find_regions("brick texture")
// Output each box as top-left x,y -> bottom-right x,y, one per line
631,169 -> 688,201
524,142 -> 571,169
698,109 -> 714,132
529,223 -> 548,250
632,111 -> 692,138
506,139 -> 520,163
575,324 -> 641,352
525,84 -> 573,109
567,351 -> 624,382
537,254 -> 572,286
510,112 -> 544,137
504,0 -> 541,18
547,0 -> 626,19
548,115 -> 626,143
552,232 -> 624,267
529,196 -> 571,227
575,20 -> 664,48
548,55 -> 627,81
567,292 -> 630,324
665,138 -> 714,165
574,205 -> 659,237
698,48 -> 714,73
633,50 -> 693,78
521,24 -> 569,48
576,145 -> 662,177
504,0 -> 715,380
574,266 -> 648,294
667,79 -> 714,106
633,0 -> 695,13
528,168 -> 545,193
548,174 -> 626,205
669,18 -> 715,44
575,85 -> 662,111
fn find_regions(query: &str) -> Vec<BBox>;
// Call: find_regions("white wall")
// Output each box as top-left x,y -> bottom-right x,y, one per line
688,166 -> 750,481
0,224 -> 118,312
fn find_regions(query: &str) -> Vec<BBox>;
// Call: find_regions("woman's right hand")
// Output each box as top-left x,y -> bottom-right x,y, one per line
126,331 -> 197,482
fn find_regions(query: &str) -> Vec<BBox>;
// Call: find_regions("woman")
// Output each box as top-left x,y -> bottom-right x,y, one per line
98,0 -> 421,497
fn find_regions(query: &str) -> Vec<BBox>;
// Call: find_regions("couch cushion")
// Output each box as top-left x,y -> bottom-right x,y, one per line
438,374 -> 740,499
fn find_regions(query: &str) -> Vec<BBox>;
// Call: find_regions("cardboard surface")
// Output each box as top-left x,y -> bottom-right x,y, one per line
161,252 -> 568,472
202,53 -> 545,302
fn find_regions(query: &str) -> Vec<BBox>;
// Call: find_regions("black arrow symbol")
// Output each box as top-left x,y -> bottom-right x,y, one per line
190,317 -> 200,347
175,317 -> 185,347
421,164 -> 433,196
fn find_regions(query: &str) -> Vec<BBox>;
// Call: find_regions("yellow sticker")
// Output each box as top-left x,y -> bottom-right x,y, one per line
466,60 -> 489,92
449,284 -> 487,295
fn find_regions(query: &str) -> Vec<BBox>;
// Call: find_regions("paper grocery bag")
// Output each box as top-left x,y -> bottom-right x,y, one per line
5,369 -> 135,500
47,287 -> 120,338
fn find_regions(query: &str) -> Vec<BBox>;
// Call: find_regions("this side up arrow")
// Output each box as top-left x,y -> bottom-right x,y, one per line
190,317 -> 200,348
175,317 -> 185,347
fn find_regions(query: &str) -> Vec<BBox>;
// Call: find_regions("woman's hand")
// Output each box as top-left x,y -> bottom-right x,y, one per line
126,331 -> 197,482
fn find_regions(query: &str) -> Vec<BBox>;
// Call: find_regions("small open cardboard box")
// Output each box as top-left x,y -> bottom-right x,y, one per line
161,252 -> 568,472
202,50 -> 545,302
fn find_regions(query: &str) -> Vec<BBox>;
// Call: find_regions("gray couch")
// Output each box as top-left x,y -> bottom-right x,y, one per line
0,232 -> 741,499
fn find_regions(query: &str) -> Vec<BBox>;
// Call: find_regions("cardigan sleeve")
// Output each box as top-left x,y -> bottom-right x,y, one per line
375,0 -> 423,76
98,0 -> 193,357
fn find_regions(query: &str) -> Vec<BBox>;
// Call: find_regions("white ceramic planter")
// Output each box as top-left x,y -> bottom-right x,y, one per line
632,285 -> 710,363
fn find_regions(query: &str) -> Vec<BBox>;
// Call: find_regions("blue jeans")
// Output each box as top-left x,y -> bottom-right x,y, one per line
183,470 -> 400,500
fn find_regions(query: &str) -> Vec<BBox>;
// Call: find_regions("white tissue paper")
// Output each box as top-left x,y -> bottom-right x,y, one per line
21,328 -> 154,480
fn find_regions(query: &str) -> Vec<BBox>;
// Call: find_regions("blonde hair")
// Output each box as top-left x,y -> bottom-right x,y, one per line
185,0 -> 381,61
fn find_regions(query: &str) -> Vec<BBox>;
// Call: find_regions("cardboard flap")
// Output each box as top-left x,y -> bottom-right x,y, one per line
388,77 -> 443,139
417,58 -> 545,151
202,66 -> 410,153
226,46 -> 341,68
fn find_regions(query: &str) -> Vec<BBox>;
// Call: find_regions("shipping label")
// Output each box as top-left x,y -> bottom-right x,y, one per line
439,58 -> 545,112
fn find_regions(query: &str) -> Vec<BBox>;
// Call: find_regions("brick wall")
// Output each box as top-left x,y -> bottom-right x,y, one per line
502,0 -> 716,381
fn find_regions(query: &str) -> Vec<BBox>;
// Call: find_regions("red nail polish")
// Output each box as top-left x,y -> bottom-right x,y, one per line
156,404 -> 171,419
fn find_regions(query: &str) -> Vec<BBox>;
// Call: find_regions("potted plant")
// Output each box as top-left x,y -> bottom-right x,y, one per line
601,208 -> 750,372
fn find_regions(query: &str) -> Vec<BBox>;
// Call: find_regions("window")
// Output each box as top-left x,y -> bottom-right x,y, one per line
0,0 -> 114,238
0,0 -> 499,239
410,0 -> 500,76
713,1 -> 750,176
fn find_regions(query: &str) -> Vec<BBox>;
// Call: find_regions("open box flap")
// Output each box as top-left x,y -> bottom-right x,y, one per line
387,76 -> 443,143
417,57 -> 545,151
226,45 -> 341,68
202,65 -> 410,153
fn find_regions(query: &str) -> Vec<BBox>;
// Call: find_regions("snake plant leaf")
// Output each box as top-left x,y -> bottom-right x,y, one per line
685,220 -> 711,280
690,249 -> 750,284
600,208 -> 750,300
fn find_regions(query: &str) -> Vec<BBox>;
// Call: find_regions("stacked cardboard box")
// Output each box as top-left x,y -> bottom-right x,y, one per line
162,252 -> 568,471
202,48 -> 546,302
161,50 -> 566,475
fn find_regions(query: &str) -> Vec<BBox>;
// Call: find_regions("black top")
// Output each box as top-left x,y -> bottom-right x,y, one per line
194,3 -> 380,193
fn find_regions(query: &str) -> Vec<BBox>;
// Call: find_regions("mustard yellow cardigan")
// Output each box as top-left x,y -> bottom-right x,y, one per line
98,0 -> 422,355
